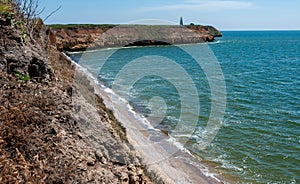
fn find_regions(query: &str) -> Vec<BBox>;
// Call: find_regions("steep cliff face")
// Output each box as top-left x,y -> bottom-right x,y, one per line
1,11 -> 152,184
50,24 -> 222,51
187,25 -> 222,41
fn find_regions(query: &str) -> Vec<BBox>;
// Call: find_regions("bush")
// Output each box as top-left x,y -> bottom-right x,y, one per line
15,72 -> 30,82
0,2 -> 15,25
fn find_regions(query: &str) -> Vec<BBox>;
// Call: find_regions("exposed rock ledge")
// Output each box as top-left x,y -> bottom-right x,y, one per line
49,24 -> 222,51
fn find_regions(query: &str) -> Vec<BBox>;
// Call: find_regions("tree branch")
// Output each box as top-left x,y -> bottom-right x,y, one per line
43,5 -> 61,22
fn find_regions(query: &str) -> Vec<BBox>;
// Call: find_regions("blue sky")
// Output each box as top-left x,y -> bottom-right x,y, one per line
40,0 -> 300,30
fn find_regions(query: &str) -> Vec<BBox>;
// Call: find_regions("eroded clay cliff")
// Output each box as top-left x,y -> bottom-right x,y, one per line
49,24 -> 222,51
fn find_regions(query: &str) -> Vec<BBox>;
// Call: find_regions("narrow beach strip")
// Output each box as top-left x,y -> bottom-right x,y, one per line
65,53 -> 225,184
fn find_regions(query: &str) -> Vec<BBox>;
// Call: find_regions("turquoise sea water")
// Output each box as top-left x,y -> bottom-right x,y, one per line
70,31 -> 300,183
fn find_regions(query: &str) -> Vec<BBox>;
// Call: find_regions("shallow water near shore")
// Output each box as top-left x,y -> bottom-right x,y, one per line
69,31 -> 300,183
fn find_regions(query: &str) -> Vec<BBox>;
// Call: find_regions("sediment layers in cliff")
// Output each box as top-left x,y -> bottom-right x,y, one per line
49,24 -> 222,51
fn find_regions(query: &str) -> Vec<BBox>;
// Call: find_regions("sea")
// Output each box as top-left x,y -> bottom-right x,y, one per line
69,31 -> 300,183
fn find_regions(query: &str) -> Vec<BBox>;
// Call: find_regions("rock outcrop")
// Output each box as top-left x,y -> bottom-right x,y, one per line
49,24 -> 222,51
0,17 -> 53,83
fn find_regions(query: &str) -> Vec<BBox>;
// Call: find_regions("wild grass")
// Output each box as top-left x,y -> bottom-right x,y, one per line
49,24 -> 117,31
0,70 -> 76,183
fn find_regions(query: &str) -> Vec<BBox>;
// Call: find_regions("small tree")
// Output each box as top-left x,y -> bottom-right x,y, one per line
1,0 -> 61,40
14,0 -> 46,38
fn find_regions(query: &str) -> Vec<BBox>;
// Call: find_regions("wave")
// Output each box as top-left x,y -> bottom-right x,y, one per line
207,40 -> 226,45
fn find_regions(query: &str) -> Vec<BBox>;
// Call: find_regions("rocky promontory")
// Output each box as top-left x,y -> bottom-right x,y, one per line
49,24 -> 222,51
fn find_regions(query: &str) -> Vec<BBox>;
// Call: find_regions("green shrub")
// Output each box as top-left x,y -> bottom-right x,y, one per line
0,4 -> 10,13
15,72 -> 30,82
0,4 -> 14,21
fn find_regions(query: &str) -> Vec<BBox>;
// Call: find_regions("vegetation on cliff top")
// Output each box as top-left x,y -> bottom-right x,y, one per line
50,23 -> 221,33
49,24 -> 117,30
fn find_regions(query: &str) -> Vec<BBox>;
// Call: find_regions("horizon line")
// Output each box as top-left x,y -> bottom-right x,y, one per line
221,29 -> 300,31
45,23 -> 300,31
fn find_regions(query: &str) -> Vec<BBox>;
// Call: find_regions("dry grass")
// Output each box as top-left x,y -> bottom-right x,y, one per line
0,70 -> 78,183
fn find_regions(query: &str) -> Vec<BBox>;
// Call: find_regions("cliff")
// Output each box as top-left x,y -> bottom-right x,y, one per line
49,24 -> 222,51
0,4 -> 152,184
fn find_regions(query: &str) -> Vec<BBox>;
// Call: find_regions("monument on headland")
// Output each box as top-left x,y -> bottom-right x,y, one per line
180,17 -> 184,26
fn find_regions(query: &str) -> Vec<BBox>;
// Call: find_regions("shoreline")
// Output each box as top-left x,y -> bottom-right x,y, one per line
65,53 -> 227,183
65,42 -> 213,55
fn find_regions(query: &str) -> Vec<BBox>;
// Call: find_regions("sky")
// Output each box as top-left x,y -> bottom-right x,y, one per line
39,0 -> 300,30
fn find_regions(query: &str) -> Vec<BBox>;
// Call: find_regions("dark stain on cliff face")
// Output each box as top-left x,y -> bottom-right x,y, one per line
125,40 -> 172,47
28,57 -> 48,79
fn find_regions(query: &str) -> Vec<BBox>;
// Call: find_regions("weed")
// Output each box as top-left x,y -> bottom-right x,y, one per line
0,3 -> 15,24
15,72 -> 30,82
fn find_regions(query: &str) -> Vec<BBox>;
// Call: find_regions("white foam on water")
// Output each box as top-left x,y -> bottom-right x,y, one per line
102,85 -> 159,131
202,168 -> 222,183
207,40 -> 225,45
66,47 -> 120,55
104,87 -> 114,94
